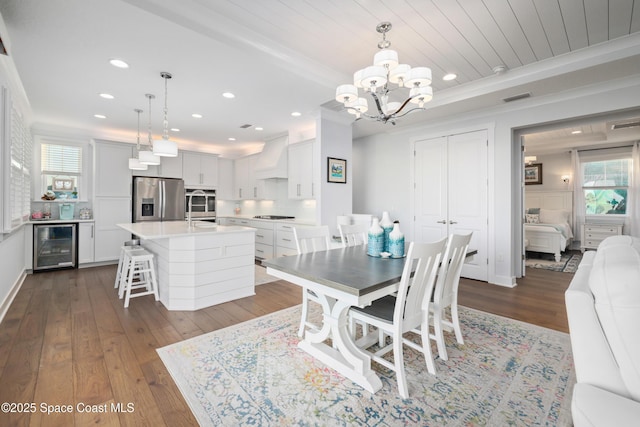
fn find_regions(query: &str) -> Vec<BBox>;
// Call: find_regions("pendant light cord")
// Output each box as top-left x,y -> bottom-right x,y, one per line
146,93 -> 155,148
161,72 -> 172,141
135,108 -> 142,151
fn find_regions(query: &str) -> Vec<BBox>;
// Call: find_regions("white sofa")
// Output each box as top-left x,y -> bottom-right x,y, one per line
565,235 -> 640,426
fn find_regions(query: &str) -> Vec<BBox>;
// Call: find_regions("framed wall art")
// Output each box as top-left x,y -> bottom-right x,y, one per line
524,163 -> 543,185
327,157 -> 347,183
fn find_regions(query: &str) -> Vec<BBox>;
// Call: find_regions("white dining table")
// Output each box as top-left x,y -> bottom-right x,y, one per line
264,244 -> 478,393
264,245 -> 412,393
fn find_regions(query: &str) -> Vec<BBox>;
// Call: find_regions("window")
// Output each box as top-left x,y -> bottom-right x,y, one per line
581,154 -> 631,216
41,142 -> 82,200
7,104 -> 32,229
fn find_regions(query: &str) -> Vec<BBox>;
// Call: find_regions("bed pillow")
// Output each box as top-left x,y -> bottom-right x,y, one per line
539,209 -> 569,224
526,213 -> 540,224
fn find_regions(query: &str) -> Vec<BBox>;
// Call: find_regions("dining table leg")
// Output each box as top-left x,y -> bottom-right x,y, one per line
299,296 -> 383,394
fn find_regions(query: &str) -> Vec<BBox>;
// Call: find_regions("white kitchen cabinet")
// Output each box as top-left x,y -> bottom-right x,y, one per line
233,154 -> 275,200
217,158 -> 234,200
94,141 -> 133,262
78,222 -> 95,264
250,220 -> 275,259
275,222 -> 301,257
158,151 -> 183,178
95,141 -> 132,197
288,139 -> 315,199
182,151 -> 219,188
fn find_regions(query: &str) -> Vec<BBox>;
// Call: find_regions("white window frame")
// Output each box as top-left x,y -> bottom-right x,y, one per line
35,137 -> 90,202
580,147 -> 631,220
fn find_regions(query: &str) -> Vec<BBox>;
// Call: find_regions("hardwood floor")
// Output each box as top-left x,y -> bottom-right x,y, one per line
0,264 -> 572,426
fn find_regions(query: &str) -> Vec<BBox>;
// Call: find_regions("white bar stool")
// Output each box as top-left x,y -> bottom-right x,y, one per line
114,240 -> 142,290
121,249 -> 159,308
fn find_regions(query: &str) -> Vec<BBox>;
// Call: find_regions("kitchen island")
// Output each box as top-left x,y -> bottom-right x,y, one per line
117,221 -> 256,311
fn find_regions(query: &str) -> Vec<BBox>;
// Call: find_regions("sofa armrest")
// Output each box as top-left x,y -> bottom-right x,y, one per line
572,383 -> 640,427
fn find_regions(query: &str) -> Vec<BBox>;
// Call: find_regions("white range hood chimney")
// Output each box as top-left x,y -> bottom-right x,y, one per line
254,135 -> 288,179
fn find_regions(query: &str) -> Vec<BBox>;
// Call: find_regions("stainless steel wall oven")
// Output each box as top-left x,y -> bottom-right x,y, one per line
185,189 -> 216,221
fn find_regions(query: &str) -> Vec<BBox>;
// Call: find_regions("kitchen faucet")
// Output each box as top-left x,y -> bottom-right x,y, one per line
188,189 -> 206,229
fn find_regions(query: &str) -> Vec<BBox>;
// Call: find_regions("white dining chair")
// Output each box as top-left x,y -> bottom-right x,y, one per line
293,226 -> 332,337
338,223 -> 368,247
348,238 -> 447,398
429,232 -> 473,361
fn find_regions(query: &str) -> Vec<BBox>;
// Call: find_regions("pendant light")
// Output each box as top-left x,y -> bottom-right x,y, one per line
128,108 -> 148,171
139,93 -> 161,165
152,71 -> 178,157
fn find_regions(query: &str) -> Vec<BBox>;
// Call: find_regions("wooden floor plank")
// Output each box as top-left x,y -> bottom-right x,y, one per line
0,262 -> 572,427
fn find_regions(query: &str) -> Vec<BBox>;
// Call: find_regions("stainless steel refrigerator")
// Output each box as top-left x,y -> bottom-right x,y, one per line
132,176 -> 185,222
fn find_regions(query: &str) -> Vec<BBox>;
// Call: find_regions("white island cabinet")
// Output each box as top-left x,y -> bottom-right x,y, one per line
117,221 -> 256,311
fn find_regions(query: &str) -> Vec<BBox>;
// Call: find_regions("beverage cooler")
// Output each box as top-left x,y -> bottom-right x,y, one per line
33,223 -> 78,272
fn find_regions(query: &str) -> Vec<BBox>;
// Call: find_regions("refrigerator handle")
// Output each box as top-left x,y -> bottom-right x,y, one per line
160,180 -> 165,219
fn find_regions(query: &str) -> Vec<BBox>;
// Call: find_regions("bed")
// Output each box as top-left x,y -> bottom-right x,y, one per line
525,191 -> 573,262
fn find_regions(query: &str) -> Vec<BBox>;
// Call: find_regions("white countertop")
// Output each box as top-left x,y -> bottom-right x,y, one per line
117,221 -> 256,240
218,215 -> 316,226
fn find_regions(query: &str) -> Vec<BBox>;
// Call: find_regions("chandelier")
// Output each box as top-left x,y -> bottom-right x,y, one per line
335,22 -> 433,125
153,71 -> 178,157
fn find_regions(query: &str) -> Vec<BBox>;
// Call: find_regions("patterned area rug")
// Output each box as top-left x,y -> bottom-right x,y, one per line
255,265 -> 278,285
157,305 -> 575,426
526,252 -> 582,273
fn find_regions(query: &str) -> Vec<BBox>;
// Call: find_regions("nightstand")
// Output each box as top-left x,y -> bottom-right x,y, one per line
580,223 -> 623,252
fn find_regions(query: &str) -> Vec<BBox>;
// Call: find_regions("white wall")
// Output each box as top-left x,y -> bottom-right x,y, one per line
0,227 -> 26,322
525,153 -> 572,192
353,75 -> 640,285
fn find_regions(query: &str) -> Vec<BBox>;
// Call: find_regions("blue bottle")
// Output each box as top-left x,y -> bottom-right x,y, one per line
388,221 -> 405,258
367,217 -> 384,257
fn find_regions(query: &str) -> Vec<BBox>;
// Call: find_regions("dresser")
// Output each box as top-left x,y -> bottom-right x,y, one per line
580,223 -> 623,252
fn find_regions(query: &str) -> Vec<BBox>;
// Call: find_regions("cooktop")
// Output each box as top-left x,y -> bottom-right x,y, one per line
253,215 -> 295,220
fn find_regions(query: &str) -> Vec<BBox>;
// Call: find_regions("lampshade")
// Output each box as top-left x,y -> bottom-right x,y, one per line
405,67 -> 432,87
346,97 -> 368,114
353,69 -> 365,88
139,150 -> 161,165
153,138 -> 178,157
410,86 -> 433,105
336,84 -> 358,103
129,158 -> 148,171
388,64 -> 411,86
360,65 -> 387,89
373,49 -> 398,69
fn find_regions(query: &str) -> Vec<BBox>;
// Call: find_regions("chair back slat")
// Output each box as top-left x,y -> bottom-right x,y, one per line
293,226 -> 332,254
434,233 -> 473,307
394,238 -> 448,328
338,223 -> 368,247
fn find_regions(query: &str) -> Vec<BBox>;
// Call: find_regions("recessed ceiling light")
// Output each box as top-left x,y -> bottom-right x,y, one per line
228,137 -> 236,141
571,130 -> 582,134
291,111 -> 301,117
192,113 -> 203,118
170,128 -> 180,132
109,59 -> 129,69
255,127 -> 263,131
99,93 -> 114,99
222,92 -> 235,99
94,114 -> 106,119
443,73 -> 457,81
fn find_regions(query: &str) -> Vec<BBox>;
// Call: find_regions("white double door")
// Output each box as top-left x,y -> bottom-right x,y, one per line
413,130 -> 488,281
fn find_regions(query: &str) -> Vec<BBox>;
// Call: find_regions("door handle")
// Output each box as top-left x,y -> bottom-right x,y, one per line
449,220 -> 458,224
436,220 -> 446,224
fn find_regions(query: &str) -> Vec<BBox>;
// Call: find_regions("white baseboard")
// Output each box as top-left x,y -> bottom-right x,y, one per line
0,270 -> 26,325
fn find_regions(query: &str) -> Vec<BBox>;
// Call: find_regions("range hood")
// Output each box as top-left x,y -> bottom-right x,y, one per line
254,135 -> 288,179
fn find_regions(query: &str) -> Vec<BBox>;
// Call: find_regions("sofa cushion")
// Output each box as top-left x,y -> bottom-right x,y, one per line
589,237 -> 640,401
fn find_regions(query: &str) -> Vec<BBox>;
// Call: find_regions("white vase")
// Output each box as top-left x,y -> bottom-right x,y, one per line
380,211 -> 393,252
367,217 -> 384,257
388,221 -> 405,258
